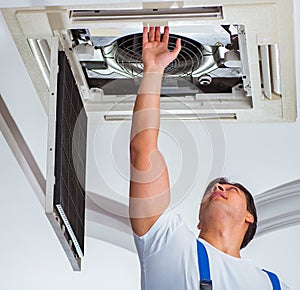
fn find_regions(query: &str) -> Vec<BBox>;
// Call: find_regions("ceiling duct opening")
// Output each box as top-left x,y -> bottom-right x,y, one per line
71,24 -> 252,116
1,0 -> 296,121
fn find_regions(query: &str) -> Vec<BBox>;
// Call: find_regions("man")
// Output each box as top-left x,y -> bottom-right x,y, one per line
129,26 -> 289,290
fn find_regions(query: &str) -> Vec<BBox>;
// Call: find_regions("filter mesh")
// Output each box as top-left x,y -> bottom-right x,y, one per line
54,51 -> 87,255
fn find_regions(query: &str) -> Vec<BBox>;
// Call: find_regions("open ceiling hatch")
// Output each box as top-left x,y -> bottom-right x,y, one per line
1,0 -> 297,121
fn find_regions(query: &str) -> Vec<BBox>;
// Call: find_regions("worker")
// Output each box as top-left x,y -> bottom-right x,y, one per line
129,26 -> 289,290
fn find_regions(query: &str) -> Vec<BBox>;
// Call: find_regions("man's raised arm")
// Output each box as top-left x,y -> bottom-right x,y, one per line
129,26 -> 181,236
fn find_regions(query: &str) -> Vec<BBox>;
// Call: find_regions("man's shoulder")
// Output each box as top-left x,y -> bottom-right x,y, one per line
134,210 -> 196,258
134,211 -> 187,241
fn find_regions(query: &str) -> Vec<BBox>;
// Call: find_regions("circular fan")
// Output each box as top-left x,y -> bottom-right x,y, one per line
112,33 -> 204,77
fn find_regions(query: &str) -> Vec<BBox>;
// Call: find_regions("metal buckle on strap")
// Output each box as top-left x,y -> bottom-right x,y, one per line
200,279 -> 213,290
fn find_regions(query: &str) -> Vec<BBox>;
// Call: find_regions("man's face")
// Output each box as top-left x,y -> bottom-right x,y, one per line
199,182 -> 251,228
202,182 -> 246,203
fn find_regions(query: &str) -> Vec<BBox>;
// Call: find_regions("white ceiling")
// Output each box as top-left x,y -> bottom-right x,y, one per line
0,0 -> 300,289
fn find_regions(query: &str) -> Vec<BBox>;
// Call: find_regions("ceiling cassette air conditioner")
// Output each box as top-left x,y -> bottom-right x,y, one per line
1,0 -> 297,121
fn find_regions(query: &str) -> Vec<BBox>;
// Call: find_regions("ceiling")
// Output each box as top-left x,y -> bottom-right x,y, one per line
0,0 -> 300,289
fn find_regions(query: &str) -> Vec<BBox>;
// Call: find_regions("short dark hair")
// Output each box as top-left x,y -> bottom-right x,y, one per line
201,177 -> 257,249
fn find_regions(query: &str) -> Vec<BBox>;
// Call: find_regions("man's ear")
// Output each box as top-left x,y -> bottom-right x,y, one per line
245,212 -> 254,224
197,221 -> 201,230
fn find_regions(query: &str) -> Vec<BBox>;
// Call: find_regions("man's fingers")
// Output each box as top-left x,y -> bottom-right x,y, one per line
149,26 -> 155,41
172,37 -> 182,57
142,26 -> 149,46
142,26 -> 181,64
155,26 -> 161,42
161,26 -> 169,44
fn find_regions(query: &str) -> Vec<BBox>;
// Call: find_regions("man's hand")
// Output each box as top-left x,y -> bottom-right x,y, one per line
142,26 -> 181,73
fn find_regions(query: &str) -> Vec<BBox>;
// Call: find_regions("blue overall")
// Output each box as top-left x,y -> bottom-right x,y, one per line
197,240 -> 281,290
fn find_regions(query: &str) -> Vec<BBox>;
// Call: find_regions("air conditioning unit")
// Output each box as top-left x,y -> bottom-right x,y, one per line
1,0 -> 297,121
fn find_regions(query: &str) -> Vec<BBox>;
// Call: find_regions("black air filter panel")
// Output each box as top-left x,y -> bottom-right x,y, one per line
54,51 -> 87,257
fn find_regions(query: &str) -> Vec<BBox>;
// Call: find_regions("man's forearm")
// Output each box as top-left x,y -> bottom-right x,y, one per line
130,70 -> 164,150
129,69 -> 170,223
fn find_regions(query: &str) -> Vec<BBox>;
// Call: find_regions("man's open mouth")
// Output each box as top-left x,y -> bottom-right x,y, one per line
210,191 -> 227,200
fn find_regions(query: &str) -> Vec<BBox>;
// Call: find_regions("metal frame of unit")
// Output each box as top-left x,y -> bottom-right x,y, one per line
1,0 -> 296,123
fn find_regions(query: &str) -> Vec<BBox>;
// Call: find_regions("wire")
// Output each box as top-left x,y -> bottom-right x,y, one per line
202,46 -> 219,56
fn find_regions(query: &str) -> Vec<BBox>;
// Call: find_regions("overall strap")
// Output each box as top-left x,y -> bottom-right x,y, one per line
262,269 -> 281,290
197,240 -> 213,290
197,240 -> 281,290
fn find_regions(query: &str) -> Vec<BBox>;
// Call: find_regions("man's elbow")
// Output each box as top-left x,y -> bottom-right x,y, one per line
130,137 -> 157,164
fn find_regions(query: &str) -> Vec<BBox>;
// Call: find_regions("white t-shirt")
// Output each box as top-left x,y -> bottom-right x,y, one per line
134,211 -> 290,290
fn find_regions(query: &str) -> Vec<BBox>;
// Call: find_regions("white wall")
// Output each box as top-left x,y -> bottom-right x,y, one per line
0,132 -> 140,290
